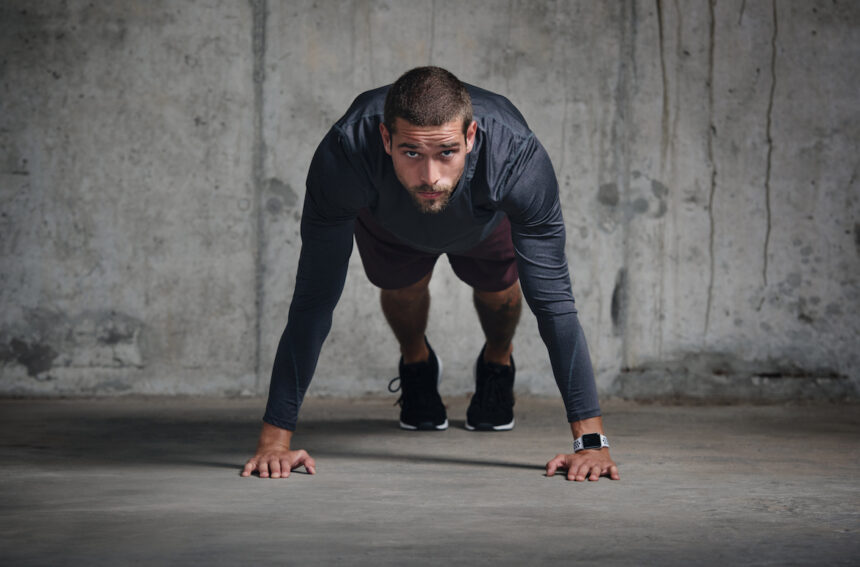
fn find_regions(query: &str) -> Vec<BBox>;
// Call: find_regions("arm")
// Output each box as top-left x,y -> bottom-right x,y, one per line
500,136 -> 619,481
243,128 -> 365,478
261,211 -> 355,432
242,207 -> 354,478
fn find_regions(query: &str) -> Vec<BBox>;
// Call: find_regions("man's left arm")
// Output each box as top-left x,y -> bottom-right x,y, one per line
499,135 -> 619,481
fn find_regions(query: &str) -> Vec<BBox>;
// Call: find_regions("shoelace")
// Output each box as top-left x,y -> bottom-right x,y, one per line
388,370 -> 437,408
387,376 -> 403,406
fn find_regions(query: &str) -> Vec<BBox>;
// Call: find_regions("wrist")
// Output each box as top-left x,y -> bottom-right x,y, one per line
569,416 -> 605,439
569,416 -> 610,453
259,421 -> 293,450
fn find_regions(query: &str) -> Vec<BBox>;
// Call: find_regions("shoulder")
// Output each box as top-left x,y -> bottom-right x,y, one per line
467,84 -> 535,172
320,85 -> 389,165
467,84 -> 532,140
306,86 -> 390,206
334,85 -> 388,133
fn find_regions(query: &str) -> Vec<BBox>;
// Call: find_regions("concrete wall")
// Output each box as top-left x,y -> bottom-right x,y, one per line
2,0 -> 858,403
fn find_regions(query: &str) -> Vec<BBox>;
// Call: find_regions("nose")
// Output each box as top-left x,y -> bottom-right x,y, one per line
419,158 -> 440,187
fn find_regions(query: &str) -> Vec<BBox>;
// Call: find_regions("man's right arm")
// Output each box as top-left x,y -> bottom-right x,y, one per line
242,209 -> 355,477
261,210 -> 355,431
243,127 -> 366,478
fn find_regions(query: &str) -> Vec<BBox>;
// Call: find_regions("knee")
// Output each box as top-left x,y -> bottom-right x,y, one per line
382,271 -> 432,301
474,281 -> 522,308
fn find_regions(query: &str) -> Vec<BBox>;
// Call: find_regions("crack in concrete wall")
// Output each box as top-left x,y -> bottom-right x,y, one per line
504,0 -> 514,94
251,0 -> 267,392
657,0 -> 670,169
705,0 -> 718,337
763,0 -> 777,289
428,0 -> 437,64
613,1 -> 634,367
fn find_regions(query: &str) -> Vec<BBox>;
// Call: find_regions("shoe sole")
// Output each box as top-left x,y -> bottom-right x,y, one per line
399,350 -> 447,431
465,353 -> 515,432
400,419 -> 449,431
464,418 -> 515,431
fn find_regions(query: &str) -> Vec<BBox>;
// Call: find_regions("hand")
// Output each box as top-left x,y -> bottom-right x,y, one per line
545,449 -> 620,481
241,421 -> 316,478
242,448 -> 316,478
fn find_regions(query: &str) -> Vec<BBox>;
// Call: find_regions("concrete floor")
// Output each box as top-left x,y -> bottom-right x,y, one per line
0,396 -> 857,566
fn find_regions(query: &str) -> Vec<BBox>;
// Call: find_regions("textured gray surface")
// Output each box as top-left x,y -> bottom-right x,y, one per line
1,1 -> 858,400
0,396 -> 858,565
0,1 -> 258,395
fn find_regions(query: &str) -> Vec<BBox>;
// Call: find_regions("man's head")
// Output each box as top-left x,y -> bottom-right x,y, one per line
383,66 -> 473,136
380,67 -> 478,214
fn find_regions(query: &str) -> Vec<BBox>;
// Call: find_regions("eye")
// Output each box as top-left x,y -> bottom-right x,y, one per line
441,150 -> 455,157
404,151 -> 419,158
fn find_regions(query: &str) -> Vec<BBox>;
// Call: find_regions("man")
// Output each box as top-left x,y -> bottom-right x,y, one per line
242,67 -> 619,482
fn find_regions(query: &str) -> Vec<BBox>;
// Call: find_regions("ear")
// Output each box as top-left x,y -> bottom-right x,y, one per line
379,122 -> 392,155
465,120 -> 478,153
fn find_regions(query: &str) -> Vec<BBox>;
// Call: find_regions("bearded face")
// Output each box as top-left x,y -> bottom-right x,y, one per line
381,117 -> 477,215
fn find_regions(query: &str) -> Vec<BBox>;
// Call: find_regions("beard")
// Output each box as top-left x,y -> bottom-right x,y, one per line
406,183 -> 455,214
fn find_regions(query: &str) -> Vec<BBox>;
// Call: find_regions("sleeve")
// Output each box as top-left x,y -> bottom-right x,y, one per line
262,128 -> 367,431
499,136 -> 602,423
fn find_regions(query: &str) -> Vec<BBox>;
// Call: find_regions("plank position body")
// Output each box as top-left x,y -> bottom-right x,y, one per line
242,67 -> 619,482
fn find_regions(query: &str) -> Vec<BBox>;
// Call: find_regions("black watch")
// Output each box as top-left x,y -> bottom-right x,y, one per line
573,433 -> 610,452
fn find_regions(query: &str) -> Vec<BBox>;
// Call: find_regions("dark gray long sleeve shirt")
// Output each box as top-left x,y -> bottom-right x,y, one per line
263,84 -> 600,431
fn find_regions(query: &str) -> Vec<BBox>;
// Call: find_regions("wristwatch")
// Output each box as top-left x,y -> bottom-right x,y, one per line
573,433 -> 610,452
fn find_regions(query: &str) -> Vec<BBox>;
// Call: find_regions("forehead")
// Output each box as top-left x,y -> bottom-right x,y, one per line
391,118 -> 463,146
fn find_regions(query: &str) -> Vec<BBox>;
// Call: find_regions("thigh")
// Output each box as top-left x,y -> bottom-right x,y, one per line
447,216 -> 519,292
354,209 -> 440,290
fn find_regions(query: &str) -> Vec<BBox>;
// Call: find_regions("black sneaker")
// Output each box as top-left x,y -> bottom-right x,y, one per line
465,346 -> 515,431
387,339 -> 448,431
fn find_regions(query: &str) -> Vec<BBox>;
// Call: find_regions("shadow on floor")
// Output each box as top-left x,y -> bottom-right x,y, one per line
2,413 -> 541,473
298,449 -> 541,472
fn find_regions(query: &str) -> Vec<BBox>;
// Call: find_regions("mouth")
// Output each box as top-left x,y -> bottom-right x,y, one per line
416,191 -> 444,200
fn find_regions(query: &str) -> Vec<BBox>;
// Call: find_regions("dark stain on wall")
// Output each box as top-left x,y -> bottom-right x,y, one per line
94,311 -> 141,347
598,183 -> 620,207
611,268 -> 628,336
264,178 -> 299,216
4,339 -> 58,376
651,179 -> 669,218
855,223 -> 860,255
266,178 -> 298,207
1,309 -> 145,379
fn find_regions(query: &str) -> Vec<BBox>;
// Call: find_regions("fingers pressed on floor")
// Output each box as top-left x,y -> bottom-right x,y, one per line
280,458 -> 293,477
270,460 -> 282,478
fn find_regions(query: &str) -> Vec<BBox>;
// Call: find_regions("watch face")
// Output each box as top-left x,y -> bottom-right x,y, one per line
582,433 -> 602,449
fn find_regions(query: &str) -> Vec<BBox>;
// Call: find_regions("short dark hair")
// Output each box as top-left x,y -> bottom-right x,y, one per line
384,66 -> 473,135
